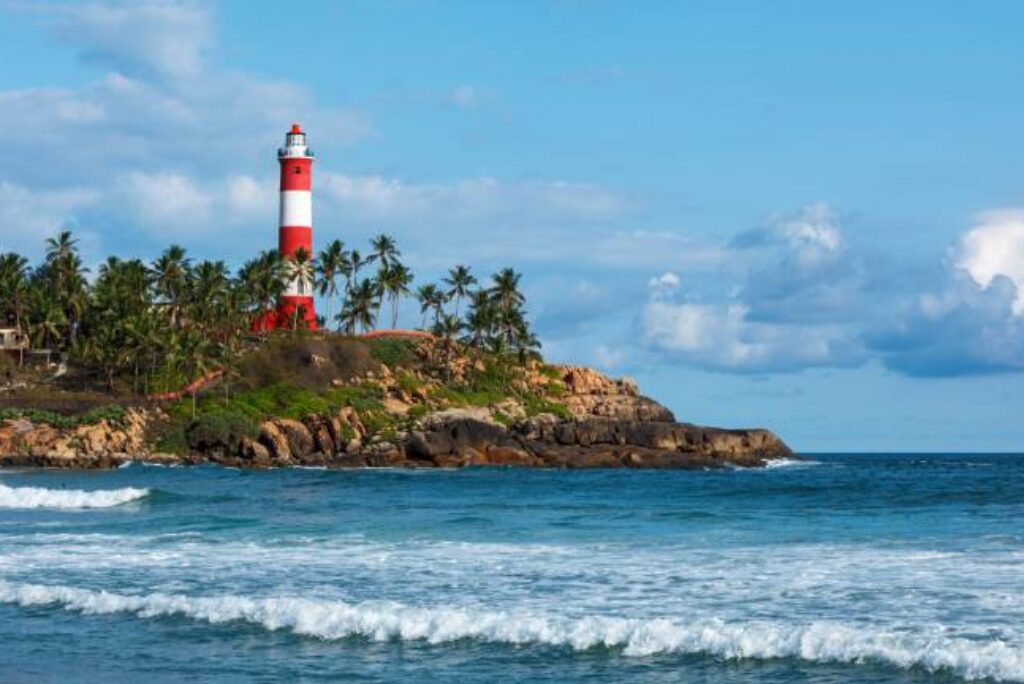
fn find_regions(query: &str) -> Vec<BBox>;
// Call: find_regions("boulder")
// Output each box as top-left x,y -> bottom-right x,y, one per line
276,419 -> 314,458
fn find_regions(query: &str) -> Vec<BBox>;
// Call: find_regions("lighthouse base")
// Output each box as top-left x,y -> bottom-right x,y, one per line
253,297 -> 318,332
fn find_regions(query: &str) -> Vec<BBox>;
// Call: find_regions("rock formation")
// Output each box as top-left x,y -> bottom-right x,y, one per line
0,363 -> 792,470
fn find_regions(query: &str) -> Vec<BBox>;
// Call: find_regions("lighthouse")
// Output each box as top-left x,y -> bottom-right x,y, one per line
276,123 -> 318,329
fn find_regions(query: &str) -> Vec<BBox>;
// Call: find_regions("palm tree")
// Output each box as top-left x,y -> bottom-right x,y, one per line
433,314 -> 463,379
348,249 -> 369,288
463,290 -> 494,349
369,233 -> 400,269
337,278 -> 379,333
45,229 -> 77,264
380,263 -> 414,329
178,329 -> 214,419
0,253 -> 30,332
27,289 -> 66,351
317,240 -> 348,329
150,245 -> 192,329
285,248 -> 317,329
489,268 -> 525,314
443,265 -> 476,318
240,251 -> 286,334
416,284 -> 441,329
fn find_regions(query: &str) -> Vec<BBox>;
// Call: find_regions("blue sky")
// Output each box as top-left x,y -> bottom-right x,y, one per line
1,1 -> 1023,452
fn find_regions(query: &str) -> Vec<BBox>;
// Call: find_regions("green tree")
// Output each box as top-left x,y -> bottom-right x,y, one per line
317,239 -> 348,329
338,278 -> 380,334
443,265 -> 476,318
380,262 -> 414,329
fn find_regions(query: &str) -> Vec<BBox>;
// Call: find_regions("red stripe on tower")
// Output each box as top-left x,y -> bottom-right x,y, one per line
276,123 -> 317,329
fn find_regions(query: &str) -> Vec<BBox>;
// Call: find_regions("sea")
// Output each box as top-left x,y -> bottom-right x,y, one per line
0,454 -> 1021,683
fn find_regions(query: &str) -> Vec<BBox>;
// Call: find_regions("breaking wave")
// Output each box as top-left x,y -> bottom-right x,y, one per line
0,483 -> 149,509
0,581 -> 1020,681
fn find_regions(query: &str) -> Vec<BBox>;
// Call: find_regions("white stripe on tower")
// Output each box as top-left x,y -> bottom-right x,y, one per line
279,190 -> 313,228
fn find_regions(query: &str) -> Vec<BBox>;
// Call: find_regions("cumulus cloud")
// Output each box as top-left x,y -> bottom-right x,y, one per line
955,210 -> 1024,314
867,211 -> 1024,376
638,205 -> 869,374
642,273 -> 865,374
0,0 -> 370,220
42,0 -> 213,80
640,204 -> 1024,377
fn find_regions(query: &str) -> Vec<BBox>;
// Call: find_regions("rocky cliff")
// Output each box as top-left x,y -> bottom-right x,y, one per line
0,362 -> 792,470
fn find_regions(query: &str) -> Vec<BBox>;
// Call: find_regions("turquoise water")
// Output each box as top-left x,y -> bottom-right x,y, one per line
0,455 -> 1022,682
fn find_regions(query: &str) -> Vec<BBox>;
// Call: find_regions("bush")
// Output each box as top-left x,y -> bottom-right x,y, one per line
154,424 -> 189,455
0,405 -> 126,429
185,412 -> 259,454
368,338 -> 415,368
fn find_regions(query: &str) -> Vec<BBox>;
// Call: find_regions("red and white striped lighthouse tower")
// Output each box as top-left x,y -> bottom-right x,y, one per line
277,123 -> 317,329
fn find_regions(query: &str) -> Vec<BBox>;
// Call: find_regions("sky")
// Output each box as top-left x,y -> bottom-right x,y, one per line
1,0 -> 1023,452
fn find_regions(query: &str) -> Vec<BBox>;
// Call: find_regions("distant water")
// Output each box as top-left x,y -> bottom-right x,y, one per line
0,454 -> 1022,683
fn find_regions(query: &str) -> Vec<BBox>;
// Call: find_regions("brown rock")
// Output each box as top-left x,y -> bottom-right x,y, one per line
276,419 -> 314,458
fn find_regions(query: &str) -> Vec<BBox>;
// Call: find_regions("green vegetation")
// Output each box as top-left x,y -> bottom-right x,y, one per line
0,231 -> 540,404
0,405 -> 126,430
0,231 -> 567,447
368,337 -> 416,367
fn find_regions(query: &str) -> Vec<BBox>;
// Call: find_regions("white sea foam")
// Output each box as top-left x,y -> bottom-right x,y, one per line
763,458 -> 819,469
0,483 -> 149,509
0,580 -> 1020,681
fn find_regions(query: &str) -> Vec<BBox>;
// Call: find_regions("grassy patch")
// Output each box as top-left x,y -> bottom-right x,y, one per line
395,371 -> 422,393
538,365 -> 563,380
367,337 -> 416,368
522,395 -> 572,420
0,405 -> 127,429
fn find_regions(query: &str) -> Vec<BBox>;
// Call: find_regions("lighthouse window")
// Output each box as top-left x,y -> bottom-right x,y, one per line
294,167 -> 302,174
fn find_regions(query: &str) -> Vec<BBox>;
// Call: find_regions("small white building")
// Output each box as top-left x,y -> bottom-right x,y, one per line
0,328 -> 29,351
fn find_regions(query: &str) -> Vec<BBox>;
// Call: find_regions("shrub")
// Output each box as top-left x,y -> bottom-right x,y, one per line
185,412 -> 259,454
154,424 -> 189,455
396,372 -> 422,393
0,405 -> 126,429
368,338 -> 415,368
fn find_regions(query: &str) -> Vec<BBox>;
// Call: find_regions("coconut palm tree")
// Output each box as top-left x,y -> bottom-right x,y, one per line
150,245 -> 192,329
416,284 -> 441,329
433,313 -> 463,379
317,239 -> 348,329
380,263 -> 414,329
463,290 -> 494,349
489,268 -> 525,314
337,278 -> 379,334
44,229 -> 78,264
368,233 -> 400,269
443,265 -> 476,318
0,253 -> 30,332
240,251 -> 286,334
285,248 -> 317,329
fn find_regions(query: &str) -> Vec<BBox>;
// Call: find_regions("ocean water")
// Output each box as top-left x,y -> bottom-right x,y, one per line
0,455 -> 1021,683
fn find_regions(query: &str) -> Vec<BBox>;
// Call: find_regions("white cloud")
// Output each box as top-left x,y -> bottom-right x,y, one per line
638,205 -> 867,373
648,272 -> 681,299
642,300 -> 862,373
955,210 -> 1024,315
0,181 -> 100,257
319,172 -> 626,224
39,0 -> 214,80
117,171 -> 213,233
